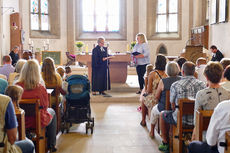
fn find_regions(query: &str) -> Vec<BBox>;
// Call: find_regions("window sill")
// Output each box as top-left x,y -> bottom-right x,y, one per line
30,30 -> 60,39
147,32 -> 181,40
76,32 -> 127,40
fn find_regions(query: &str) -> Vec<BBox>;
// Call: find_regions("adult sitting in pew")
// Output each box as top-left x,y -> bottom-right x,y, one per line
188,100 -> 230,153
175,57 -> 187,76
0,55 -> 15,79
158,61 -> 206,152
196,57 -> 207,83
221,65 -> 230,91
149,61 -> 181,138
0,77 -> 8,94
140,55 -> 167,127
16,59 -> 57,152
8,59 -> 27,85
192,62 -> 230,140
210,45 -> 224,62
41,57 -> 66,107
220,58 -> 230,70
0,94 -> 34,153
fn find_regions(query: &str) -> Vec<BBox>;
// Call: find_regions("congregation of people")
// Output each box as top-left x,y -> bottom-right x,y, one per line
1,34 -> 230,153
0,50 -> 72,153
131,34 -> 230,153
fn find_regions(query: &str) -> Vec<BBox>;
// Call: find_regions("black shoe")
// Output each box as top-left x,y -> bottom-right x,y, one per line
136,90 -> 141,94
51,147 -> 57,152
101,92 -> 106,95
140,121 -> 146,127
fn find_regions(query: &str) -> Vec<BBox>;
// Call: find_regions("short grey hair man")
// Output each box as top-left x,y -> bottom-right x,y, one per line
97,36 -> 105,44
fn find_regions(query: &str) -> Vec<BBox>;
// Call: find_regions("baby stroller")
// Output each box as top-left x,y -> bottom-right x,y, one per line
61,75 -> 94,134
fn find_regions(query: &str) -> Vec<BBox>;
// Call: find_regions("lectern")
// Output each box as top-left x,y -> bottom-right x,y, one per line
76,54 -> 131,83
180,45 -> 206,64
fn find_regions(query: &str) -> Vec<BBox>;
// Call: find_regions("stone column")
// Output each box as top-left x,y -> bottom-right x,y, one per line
193,0 -> 206,27
133,0 -> 139,40
0,0 -> 3,62
67,0 -> 75,54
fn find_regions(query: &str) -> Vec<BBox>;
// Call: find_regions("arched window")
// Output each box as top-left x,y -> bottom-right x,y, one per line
156,0 -> 178,33
30,0 -> 49,31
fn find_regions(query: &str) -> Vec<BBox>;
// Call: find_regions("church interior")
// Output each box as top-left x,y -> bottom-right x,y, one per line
1,0 -> 230,153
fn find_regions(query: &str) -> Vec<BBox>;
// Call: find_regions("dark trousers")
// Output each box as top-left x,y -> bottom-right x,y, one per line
47,108 -> 57,149
136,64 -> 147,90
188,141 -> 219,153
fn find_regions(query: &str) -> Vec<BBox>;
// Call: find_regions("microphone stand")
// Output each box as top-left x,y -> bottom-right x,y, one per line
182,37 -> 195,53
104,46 -> 112,97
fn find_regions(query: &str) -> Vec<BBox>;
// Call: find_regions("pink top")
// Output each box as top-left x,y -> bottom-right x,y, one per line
17,82 -> 52,128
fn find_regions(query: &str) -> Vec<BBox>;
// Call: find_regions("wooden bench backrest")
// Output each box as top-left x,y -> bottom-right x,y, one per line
19,99 -> 41,132
178,98 -> 195,116
46,85 -> 60,133
165,90 -> 170,110
226,131 -> 230,153
19,99 -> 46,153
195,110 -> 213,141
173,98 -> 195,153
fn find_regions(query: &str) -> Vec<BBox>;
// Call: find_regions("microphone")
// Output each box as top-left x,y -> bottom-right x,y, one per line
182,36 -> 196,53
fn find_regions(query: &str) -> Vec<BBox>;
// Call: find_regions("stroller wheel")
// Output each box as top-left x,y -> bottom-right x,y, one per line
86,123 -> 90,134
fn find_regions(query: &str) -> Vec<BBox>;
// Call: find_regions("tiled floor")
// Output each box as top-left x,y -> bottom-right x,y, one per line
56,103 -> 162,153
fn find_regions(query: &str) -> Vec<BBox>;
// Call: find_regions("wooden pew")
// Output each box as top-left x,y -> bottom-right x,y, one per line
156,90 -> 171,134
172,98 -> 195,153
194,110 -> 213,141
16,109 -> 26,140
20,99 -> 46,153
165,90 -> 170,111
219,131 -> 230,153
226,131 -> 230,153
46,85 -> 61,133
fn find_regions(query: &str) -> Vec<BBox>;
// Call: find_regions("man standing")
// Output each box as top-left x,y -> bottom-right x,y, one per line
0,55 -> 15,79
91,37 -> 113,96
9,46 -> 19,66
210,45 -> 224,62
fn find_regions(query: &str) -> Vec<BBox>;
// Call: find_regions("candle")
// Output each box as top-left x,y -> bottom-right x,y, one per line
31,41 -> 34,47
126,43 -> 130,51
85,44 -> 88,53
28,39 -> 31,45
43,41 -> 46,47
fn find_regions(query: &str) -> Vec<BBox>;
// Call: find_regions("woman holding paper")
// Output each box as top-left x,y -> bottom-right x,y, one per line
132,33 -> 150,94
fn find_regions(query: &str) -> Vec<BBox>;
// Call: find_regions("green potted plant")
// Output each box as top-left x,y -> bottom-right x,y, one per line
75,41 -> 84,52
130,41 -> 136,50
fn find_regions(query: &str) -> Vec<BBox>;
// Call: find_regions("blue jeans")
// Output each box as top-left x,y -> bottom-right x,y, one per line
15,139 -> 34,153
188,141 -> 219,153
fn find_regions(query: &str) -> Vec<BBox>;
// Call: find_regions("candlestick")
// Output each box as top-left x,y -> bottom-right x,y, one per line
46,39 -> 49,45
28,38 -> 31,45
31,41 -> 34,47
